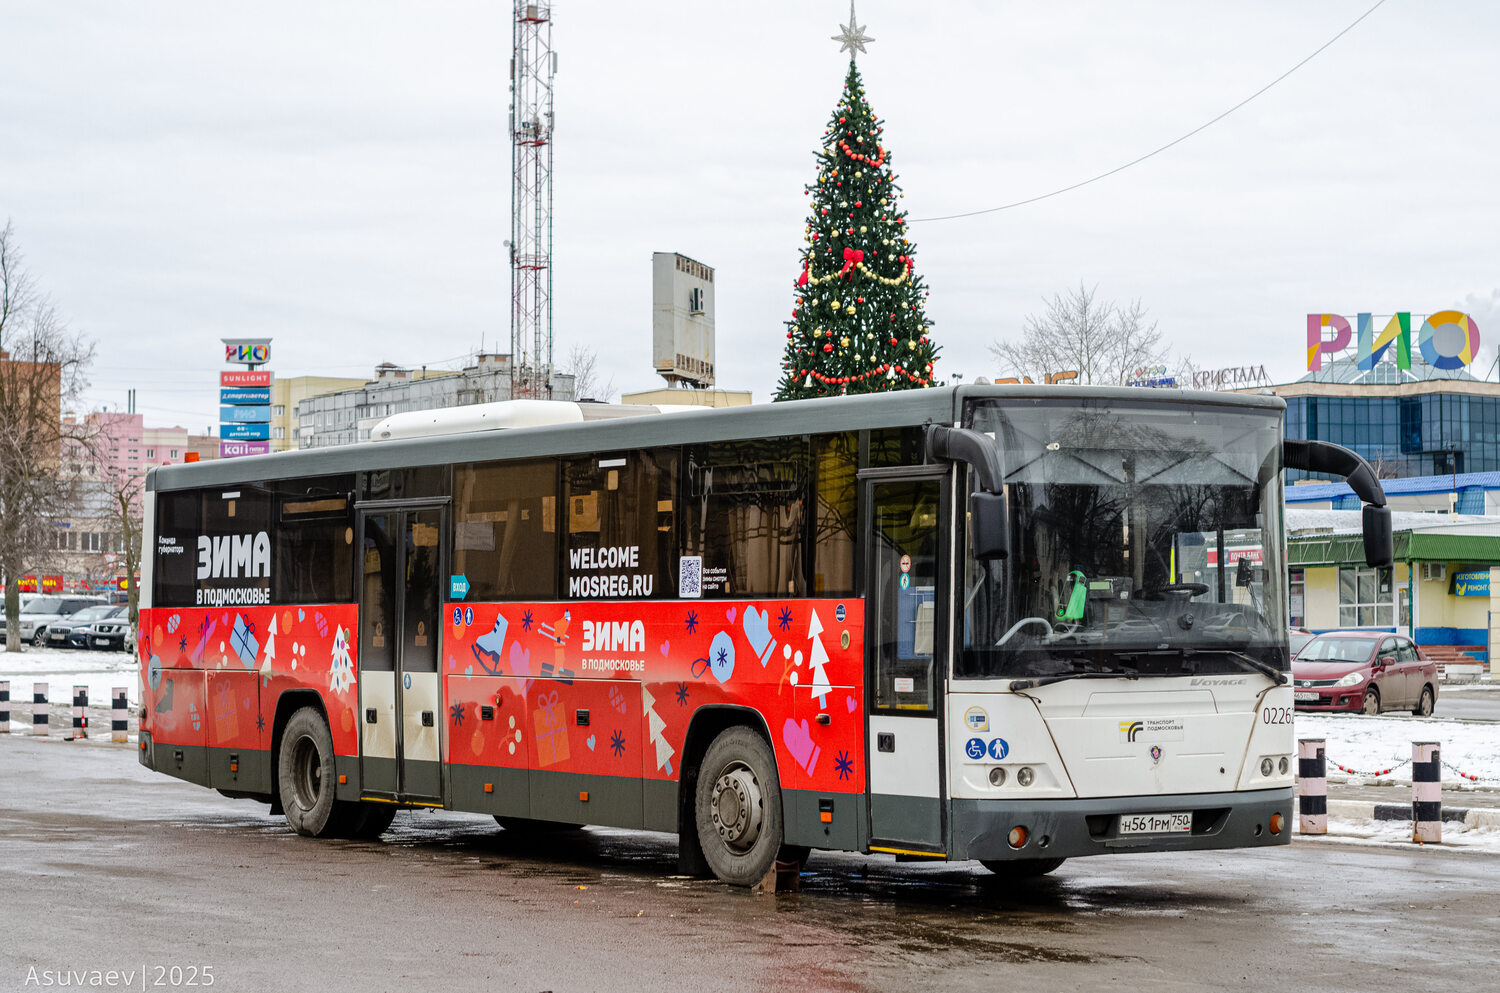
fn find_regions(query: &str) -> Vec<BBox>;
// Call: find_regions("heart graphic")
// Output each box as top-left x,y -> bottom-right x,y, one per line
660,640 -> 670,657
846,695 -> 857,713
726,607 -> 738,623
298,609 -> 306,622
586,734 -> 597,751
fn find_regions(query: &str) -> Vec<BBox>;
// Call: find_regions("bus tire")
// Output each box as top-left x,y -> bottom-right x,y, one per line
278,707 -> 344,837
493,816 -> 582,833
695,726 -> 785,886
343,803 -> 397,839
979,857 -> 1065,879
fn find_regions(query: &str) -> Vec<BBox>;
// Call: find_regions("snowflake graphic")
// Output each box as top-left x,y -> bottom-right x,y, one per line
178,635 -> 188,653
255,714 -> 265,733
715,646 -> 729,670
777,607 -> 793,633
610,730 -> 626,758
834,750 -> 853,781
684,610 -> 698,635
521,609 -> 534,632
450,702 -> 465,727
674,682 -> 690,706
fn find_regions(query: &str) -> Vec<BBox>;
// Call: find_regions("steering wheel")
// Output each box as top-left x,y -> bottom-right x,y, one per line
1141,583 -> 1210,601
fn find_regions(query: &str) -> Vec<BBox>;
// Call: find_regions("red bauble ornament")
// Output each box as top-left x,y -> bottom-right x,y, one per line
824,344 -> 833,353
857,296 -> 864,303
821,208 -> 828,215
839,116 -> 846,123
890,338 -> 898,346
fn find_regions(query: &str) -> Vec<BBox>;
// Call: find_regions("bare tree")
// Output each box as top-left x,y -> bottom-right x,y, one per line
991,282 -> 1170,386
563,342 -> 616,401
1,220 -> 95,651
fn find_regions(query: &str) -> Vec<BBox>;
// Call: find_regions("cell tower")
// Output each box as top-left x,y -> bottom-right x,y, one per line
509,2 -> 555,398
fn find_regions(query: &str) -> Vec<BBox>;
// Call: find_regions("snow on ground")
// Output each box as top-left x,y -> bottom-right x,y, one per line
1296,713 -> 1500,785
1310,815 -> 1500,853
0,645 -> 140,707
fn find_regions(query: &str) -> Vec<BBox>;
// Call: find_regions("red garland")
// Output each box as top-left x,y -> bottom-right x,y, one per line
838,139 -> 886,167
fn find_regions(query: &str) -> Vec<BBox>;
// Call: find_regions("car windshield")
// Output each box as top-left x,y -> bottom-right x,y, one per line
1291,631 -> 1315,655
71,605 -> 115,622
21,597 -> 62,614
959,399 -> 1288,679
1298,636 -> 1377,663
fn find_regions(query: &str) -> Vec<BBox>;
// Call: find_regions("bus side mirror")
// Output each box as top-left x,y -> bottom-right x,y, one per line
970,491 -> 1009,560
1363,505 -> 1392,568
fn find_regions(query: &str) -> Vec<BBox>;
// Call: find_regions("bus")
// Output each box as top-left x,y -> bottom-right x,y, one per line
136,385 -> 1391,885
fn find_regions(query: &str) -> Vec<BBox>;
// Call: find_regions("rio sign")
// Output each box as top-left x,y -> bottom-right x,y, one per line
1307,311 -> 1480,372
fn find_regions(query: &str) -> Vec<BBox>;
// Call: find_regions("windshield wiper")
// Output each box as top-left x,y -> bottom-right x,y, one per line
1183,648 -> 1286,685
1010,669 -> 1143,691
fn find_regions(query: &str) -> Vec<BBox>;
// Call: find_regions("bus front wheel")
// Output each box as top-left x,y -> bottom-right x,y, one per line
980,858 -> 1065,879
694,726 -> 788,886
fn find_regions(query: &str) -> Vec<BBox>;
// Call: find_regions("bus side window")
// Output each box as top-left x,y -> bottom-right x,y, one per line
454,460 -> 559,600
813,432 -> 857,596
563,449 -> 677,599
153,490 -> 203,608
273,479 -> 355,604
684,437 -> 808,598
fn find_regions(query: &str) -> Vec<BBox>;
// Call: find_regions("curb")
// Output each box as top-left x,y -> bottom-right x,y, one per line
1299,798 -> 1500,830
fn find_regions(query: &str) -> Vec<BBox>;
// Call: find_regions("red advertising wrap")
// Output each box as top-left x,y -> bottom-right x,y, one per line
140,604 -> 361,756
443,598 -> 865,794
140,597 -> 866,795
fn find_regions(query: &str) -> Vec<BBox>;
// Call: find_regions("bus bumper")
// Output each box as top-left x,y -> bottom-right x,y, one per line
949,787 -> 1294,861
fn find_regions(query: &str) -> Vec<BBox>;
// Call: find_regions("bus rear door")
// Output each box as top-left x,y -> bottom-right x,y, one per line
357,504 -> 447,804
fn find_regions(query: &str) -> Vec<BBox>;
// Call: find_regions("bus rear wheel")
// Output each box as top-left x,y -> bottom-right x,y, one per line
278,707 -> 358,838
695,726 -> 788,886
979,858 -> 1065,879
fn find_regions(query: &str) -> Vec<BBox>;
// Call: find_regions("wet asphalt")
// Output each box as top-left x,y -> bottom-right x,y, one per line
2,736 -> 1498,993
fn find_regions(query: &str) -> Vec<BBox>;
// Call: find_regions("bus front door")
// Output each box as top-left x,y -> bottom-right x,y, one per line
862,472 -> 947,856
357,506 -> 446,804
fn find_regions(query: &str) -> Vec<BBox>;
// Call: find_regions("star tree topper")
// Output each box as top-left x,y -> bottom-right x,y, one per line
832,0 -> 874,57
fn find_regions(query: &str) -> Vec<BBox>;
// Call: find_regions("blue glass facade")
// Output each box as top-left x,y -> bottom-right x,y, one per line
1284,393 -> 1500,481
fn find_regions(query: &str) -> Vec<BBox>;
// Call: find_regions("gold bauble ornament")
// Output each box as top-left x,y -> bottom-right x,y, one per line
859,226 -> 867,233
845,306 -> 856,315
840,336 -> 850,347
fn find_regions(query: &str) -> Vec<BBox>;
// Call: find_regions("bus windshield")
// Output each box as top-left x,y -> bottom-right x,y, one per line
959,399 -> 1288,679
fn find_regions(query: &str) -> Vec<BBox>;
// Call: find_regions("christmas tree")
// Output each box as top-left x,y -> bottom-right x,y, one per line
643,686 -> 674,776
774,11 -> 939,401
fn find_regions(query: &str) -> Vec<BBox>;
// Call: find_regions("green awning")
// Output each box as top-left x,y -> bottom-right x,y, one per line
1288,529 -> 1500,566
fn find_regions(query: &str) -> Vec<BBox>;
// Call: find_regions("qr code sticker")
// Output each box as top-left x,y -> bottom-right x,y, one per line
679,556 -> 703,599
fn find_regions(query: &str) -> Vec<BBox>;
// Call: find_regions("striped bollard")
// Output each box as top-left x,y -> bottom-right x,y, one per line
33,682 -> 49,736
112,687 -> 129,743
1298,738 -> 1327,835
0,680 -> 9,731
1412,741 -> 1441,844
72,685 -> 88,739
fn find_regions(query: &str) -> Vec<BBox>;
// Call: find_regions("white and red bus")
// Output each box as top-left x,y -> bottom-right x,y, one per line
137,386 -> 1390,885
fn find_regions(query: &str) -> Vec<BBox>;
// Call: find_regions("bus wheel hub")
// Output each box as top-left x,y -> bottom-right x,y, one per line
711,768 -> 762,849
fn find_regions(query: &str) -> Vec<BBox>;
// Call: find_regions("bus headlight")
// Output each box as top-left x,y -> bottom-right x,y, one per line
988,767 -> 1007,787
1260,757 -> 1274,778
1016,766 -> 1035,787
1278,756 -> 1290,776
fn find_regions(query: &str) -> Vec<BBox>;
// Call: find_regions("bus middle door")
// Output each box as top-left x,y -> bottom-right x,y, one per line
357,505 -> 446,805
861,470 -> 947,856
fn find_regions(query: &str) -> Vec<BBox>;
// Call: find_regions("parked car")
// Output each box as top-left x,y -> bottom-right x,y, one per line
1289,627 -> 1315,656
1292,631 -> 1438,716
45,604 -> 127,649
84,606 -> 135,652
3,595 -> 108,646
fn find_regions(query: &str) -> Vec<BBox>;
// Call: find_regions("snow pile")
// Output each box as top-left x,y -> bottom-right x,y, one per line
0,646 -> 140,708
1311,815 -> 1500,853
1296,713 -> 1500,784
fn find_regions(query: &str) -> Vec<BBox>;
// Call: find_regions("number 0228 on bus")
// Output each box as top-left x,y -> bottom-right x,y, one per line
136,386 -> 1392,885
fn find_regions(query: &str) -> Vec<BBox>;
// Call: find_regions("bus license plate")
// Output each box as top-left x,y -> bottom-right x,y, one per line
1118,812 -> 1191,835
1294,692 -> 1318,702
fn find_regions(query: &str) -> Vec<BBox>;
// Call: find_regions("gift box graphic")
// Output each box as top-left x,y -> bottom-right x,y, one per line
532,690 -> 570,767
212,679 -> 239,742
230,614 -> 259,669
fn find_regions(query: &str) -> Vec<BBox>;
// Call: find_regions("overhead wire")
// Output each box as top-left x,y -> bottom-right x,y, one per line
909,0 -> 1391,223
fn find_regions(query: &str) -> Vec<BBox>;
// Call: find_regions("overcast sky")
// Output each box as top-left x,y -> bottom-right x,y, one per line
2,0 -> 1498,430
